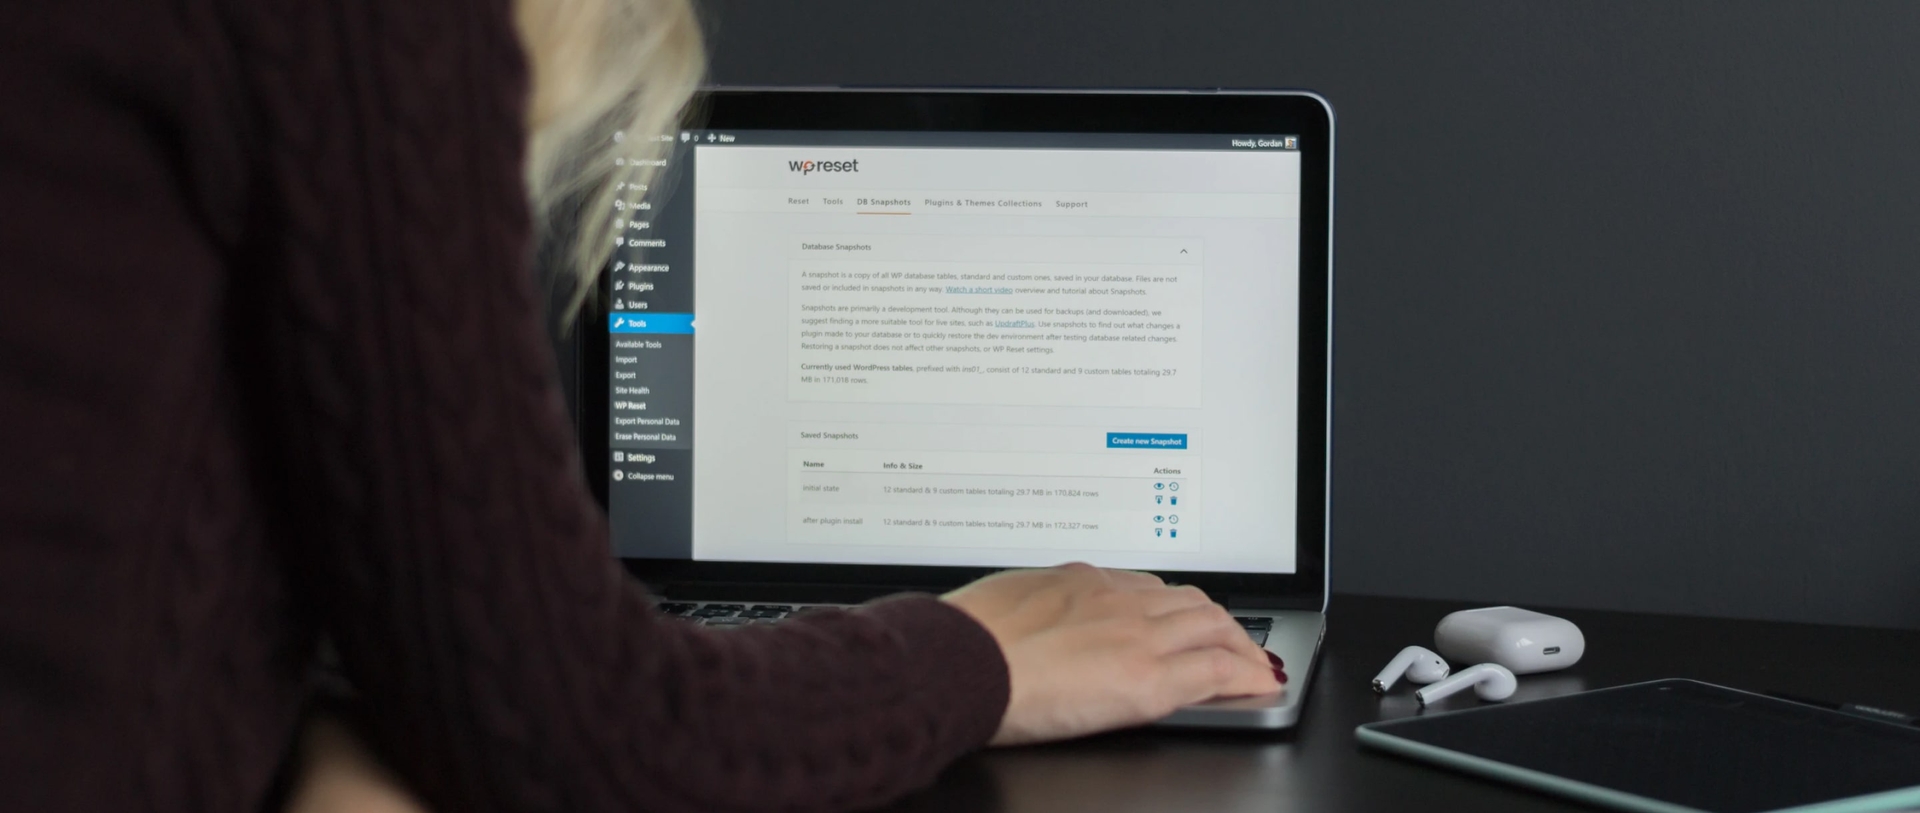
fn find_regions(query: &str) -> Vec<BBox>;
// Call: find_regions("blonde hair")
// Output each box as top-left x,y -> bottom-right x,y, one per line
515,0 -> 705,320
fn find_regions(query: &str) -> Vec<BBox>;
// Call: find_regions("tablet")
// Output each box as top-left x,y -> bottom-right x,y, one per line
1356,679 -> 1920,813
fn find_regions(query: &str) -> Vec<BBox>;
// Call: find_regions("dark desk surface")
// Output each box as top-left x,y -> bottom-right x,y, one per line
888,594 -> 1920,813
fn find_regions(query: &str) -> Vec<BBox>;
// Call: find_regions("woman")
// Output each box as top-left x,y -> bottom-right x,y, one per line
0,0 -> 1279,811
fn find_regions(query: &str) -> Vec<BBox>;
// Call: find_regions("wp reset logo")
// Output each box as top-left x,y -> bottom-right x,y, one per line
788,158 -> 861,175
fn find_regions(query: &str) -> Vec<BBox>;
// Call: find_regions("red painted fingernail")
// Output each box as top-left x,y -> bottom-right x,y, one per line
1264,651 -> 1288,683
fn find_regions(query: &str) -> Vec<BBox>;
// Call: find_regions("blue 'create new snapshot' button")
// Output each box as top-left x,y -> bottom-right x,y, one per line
1106,432 -> 1188,450
609,312 -> 695,334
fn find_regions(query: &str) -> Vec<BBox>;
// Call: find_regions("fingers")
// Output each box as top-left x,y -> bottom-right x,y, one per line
1146,604 -> 1275,691
1215,649 -> 1286,696
1148,603 -> 1266,662
1157,647 -> 1282,710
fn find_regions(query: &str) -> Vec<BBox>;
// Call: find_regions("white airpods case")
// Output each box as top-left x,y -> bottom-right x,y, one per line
1434,606 -> 1584,674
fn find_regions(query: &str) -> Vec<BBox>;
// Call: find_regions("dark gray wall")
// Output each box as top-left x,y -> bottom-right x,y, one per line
694,1 -> 1920,630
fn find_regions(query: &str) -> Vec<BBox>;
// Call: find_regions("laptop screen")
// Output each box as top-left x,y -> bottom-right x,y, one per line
606,129 -> 1304,575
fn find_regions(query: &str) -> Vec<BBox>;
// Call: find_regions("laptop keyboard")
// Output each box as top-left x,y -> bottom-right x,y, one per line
1237,615 -> 1271,647
659,601 -> 1272,645
658,602 -> 799,626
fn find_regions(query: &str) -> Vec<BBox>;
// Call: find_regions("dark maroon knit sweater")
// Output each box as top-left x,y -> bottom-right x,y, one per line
0,2 -> 1010,812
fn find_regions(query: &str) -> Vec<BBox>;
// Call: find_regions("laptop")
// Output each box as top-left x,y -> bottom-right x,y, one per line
578,88 -> 1334,730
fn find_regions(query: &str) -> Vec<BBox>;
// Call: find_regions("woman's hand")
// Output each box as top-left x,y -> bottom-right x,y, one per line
284,714 -> 431,813
942,562 -> 1279,746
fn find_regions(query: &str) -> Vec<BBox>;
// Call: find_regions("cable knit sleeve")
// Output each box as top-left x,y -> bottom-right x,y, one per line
228,1 -> 1009,811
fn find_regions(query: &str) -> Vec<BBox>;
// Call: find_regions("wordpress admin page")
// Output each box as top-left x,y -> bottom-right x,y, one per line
605,131 -> 1303,574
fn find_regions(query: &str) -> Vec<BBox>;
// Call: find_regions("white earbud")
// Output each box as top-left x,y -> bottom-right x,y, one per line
1372,645 -> 1452,694
1413,663 -> 1517,705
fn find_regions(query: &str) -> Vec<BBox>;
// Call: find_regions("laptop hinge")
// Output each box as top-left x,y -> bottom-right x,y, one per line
653,582 -> 936,605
